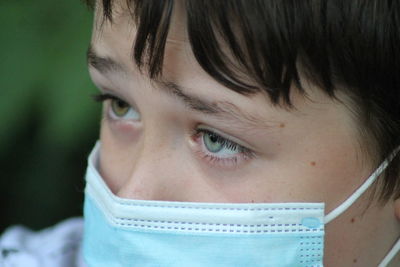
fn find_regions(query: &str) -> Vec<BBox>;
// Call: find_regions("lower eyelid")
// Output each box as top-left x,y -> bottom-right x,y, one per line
195,149 -> 239,166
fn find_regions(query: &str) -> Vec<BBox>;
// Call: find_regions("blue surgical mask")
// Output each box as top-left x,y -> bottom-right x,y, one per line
82,142 -> 400,267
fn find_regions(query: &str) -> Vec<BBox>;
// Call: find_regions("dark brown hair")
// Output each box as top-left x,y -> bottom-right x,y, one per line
86,0 -> 400,201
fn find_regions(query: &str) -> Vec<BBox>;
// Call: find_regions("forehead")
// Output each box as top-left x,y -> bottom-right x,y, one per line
89,0 -> 350,125
92,0 -> 189,74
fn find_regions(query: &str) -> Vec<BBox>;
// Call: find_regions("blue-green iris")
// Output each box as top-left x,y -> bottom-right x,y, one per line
203,132 -> 223,153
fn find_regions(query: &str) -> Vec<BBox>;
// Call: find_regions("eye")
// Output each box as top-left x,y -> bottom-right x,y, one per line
111,98 -> 130,117
203,131 -> 240,155
109,98 -> 140,120
193,128 -> 255,168
93,93 -> 140,121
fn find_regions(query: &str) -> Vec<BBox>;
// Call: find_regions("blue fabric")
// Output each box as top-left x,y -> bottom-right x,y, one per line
83,195 -> 323,267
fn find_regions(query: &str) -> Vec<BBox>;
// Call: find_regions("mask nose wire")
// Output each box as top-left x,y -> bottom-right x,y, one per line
324,147 -> 400,224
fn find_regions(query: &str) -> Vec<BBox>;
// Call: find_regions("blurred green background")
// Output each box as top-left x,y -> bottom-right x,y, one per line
0,0 -> 100,232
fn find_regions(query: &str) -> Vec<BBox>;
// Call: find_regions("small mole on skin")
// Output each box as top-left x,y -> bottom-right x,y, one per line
351,218 -> 355,223
251,200 -> 254,203
353,258 -> 357,263
279,123 -> 285,128
310,161 -> 316,166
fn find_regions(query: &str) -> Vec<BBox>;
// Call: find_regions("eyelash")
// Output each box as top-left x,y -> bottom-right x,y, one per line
92,93 -> 125,108
92,93 -> 254,168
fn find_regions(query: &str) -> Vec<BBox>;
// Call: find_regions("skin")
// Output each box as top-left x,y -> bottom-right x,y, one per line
88,1 -> 400,266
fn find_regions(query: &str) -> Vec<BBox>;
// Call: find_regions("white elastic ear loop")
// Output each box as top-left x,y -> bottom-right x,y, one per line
378,238 -> 400,267
324,147 -> 400,224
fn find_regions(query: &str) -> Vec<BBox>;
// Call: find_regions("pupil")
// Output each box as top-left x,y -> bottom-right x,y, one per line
209,134 -> 218,143
204,133 -> 223,153
117,100 -> 125,108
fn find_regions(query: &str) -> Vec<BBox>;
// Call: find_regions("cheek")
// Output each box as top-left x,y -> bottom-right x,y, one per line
249,124 -> 370,208
294,143 -> 367,211
99,119 -> 140,194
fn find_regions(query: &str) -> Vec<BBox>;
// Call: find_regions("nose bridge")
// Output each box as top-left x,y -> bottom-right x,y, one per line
116,129 -> 176,201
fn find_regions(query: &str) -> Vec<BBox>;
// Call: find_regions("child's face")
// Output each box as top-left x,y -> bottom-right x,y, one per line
87,2 -> 400,266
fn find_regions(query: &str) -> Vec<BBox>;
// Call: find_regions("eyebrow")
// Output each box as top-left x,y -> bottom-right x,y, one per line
87,46 -> 269,129
87,45 -> 125,73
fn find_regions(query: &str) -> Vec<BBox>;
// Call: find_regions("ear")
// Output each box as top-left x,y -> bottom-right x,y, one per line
394,198 -> 400,222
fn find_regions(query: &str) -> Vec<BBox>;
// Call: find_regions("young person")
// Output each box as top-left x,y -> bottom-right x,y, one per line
1,0 -> 400,266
